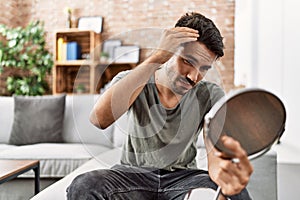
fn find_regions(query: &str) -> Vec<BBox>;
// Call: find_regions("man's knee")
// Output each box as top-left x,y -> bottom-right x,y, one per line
67,170 -> 111,200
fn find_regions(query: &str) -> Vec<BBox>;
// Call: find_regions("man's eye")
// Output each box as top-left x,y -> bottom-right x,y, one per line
183,58 -> 193,66
199,65 -> 212,72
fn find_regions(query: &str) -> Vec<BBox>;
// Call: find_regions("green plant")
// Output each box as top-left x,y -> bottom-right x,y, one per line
100,51 -> 110,63
0,21 -> 53,95
100,51 -> 109,58
76,83 -> 86,93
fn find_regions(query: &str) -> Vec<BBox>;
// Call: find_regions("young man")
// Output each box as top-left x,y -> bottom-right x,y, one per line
67,12 -> 253,200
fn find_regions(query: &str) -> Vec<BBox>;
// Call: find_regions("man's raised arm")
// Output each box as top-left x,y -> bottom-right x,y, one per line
89,27 -> 199,129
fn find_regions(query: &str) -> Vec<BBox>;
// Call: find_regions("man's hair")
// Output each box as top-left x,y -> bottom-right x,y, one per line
175,12 -> 224,58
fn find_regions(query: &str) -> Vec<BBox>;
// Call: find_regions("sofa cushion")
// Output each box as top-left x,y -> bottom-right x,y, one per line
62,95 -> 114,147
0,144 -> 16,152
9,95 -> 66,145
0,143 -> 110,178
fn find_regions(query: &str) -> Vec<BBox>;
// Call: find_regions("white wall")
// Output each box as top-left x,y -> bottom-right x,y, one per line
235,0 -> 300,199
234,0 -> 254,87
235,0 -> 284,94
281,0 -> 300,146
235,0 -> 300,147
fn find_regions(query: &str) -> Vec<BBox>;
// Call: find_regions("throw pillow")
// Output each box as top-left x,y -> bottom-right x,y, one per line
9,94 -> 66,145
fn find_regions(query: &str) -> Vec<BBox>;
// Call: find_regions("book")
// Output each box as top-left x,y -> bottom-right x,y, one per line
62,41 -> 67,61
67,42 -> 81,60
57,38 -> 64,61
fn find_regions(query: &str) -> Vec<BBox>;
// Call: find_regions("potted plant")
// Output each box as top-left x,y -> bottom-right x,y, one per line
0,21 -> 53,96
100,51 -> 110,63
64,7 -> 73,28
75,83 -> 86,94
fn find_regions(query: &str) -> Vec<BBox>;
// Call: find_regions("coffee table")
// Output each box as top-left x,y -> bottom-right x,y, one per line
0,160 -> 40,194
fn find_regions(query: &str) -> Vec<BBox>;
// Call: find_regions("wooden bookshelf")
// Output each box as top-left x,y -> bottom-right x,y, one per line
52,29 -> 138,94
52,29 -> 101,94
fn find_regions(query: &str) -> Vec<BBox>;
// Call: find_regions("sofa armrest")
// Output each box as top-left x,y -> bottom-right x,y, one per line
247,150 -> 277,200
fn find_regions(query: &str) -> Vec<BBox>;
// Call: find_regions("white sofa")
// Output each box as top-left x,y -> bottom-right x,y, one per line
0,95 -> 114,200
0,95 -> 278,200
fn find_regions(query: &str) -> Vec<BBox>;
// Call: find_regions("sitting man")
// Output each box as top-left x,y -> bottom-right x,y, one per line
67,12 -> 253,200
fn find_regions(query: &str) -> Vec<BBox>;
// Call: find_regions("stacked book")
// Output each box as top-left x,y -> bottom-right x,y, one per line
57,38 -> 81,61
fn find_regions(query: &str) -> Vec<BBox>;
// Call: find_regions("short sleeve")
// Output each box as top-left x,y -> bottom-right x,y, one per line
110,70 -> 132,86
209,84 -> 225,106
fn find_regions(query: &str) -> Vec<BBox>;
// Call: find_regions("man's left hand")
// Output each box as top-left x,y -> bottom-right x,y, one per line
207,136 -> 253,196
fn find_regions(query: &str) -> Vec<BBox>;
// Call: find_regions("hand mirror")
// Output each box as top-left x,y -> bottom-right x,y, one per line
204,88 -> 286,160
185,88 -> 286,200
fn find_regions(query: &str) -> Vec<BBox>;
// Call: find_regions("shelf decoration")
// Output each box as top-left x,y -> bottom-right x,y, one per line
102,40 -> 121,62
114,45 -> 140,63
64,7 -> 73,28
78,16 -> 103,33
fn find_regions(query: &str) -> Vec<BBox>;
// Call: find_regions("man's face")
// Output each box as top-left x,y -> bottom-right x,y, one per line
165,41 -> 217,95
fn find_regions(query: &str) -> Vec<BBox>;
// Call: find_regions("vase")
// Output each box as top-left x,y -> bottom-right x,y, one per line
66,13 -> 72,28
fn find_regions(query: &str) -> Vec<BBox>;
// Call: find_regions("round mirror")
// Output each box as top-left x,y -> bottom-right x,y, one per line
205,88 -> 286,159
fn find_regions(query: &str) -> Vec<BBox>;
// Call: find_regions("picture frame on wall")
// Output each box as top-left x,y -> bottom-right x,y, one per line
78,16 -> 103,33
114,45 -> 140,63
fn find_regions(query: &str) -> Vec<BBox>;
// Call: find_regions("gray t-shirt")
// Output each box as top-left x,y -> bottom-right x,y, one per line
110,70 -> 224,171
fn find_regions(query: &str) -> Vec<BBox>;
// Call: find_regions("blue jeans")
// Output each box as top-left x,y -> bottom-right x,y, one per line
67,164 -> 251,200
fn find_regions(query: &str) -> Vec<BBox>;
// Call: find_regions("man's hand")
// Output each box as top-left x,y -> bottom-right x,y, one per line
151,27 -> 199,64
207,136 -> 253,196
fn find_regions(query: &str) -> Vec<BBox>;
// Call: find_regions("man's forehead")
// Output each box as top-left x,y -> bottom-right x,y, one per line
181,41 -> 216,62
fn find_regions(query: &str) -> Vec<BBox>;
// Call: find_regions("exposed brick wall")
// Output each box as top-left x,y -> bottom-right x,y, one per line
0,0 -> 235,94
0,1 -> 19,27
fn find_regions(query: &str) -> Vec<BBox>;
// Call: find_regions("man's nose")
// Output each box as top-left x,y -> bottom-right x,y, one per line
187,67 -> 202,83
